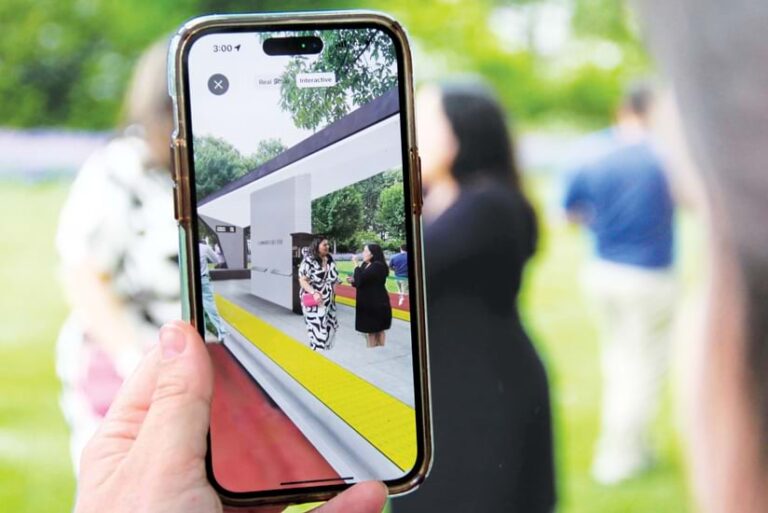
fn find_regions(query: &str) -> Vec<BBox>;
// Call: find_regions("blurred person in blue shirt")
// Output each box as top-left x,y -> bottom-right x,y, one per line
563,83 -> 678,485
389,244 -> 409,306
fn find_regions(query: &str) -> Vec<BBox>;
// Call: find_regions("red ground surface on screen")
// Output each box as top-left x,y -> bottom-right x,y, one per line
208,343 -> 340,492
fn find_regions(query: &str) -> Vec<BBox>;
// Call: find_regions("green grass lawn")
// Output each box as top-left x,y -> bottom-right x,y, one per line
335,261 -> 403,294
0,178 -> 696,512
0,181 -> 75,511
520,225 -> 692,513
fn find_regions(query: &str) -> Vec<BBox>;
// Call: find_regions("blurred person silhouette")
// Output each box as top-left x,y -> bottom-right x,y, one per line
395,81 -> 555,512
389,244 -> 409,306
562,83 -> 677,484
212,240 -> 227,268
199,238 -> 228,342
54,39 -> 180,472
634,0 -> 768,510
349,243 -> 392,348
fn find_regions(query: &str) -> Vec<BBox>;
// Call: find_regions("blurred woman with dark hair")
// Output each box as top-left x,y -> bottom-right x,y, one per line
298,237 -> 341,351
396,81 -> 554,512
349,243 -> 392,348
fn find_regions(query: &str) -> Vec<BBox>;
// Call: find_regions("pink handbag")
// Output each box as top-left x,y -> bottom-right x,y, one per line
302,267 -> 329,308
302,292 -> 319,307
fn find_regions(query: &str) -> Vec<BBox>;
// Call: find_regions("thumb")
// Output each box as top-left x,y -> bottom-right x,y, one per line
310,482 -> 388,513
132,321 -> 214,473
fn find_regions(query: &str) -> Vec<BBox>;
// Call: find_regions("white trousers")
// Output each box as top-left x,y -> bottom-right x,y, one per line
584,259 -> 677,482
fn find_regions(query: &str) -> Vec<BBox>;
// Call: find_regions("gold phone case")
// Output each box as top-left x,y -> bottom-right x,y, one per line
167,10 -> 432,507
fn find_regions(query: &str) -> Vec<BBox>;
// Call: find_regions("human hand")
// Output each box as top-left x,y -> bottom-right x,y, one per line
74,320 -> 388,513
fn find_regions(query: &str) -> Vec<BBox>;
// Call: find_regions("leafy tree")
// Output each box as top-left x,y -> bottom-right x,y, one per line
0,0 -> 359,129
193,136 -> 247,201
348,230 -> 385,253
279,28 -> 397,131
312,188 -> 363,248
310,169 -> 403,251
4,0 -> 651,131
193,136 -> 287,201
242,138 -> 286,171
371,0 -> 650,127
571,0 -> 635,42
376,182 -> 406,241
352,169 -> 401,234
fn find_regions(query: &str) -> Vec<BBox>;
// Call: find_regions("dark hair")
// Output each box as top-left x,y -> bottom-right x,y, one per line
438,80 -> 521,188
639,0 -> 768,462
365,243 -> 387,267
309,237 -> 331,263
437,79 -> 538,259
621,80 -> 655,118
400,244 -> 407,252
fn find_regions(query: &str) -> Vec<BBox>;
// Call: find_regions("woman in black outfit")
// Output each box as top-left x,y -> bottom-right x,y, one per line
350,243 -> 392,347
395,82 -> 555,512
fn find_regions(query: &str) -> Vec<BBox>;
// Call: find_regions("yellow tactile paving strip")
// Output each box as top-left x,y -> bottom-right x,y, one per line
334,295 -> 411,322
215,295 -> 417,472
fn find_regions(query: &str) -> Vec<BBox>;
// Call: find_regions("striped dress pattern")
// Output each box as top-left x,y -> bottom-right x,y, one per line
299,255 -> 341,350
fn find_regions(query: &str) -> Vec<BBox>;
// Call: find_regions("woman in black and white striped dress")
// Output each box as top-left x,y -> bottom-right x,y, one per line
298,238 -> 341,350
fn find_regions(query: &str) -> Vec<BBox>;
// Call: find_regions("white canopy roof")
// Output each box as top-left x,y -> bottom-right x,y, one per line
197,114 -> 402,228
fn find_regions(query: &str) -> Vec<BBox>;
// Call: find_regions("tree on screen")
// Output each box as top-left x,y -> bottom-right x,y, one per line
376,182 -> 406,242
312,188 -> 364,249
354,169 -> 401,236
193,136 -> 286,201
193,136 -> 246,201
242,138 -> 286,170
279,28 -> 397,131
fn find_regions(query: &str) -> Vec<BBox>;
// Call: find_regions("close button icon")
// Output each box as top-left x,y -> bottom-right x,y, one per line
208,74 -> 229,95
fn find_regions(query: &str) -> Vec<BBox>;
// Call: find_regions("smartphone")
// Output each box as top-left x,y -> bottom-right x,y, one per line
168,11 -> 431,507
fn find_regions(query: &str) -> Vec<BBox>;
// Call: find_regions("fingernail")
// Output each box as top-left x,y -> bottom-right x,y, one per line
160,324 -> 186,359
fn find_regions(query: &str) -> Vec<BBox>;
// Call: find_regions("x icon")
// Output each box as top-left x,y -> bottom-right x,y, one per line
207,74 -> 229,95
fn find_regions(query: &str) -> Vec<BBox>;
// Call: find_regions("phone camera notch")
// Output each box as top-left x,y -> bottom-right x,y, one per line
263,36 -> 323,56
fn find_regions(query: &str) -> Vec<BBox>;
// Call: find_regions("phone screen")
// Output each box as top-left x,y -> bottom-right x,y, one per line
183,25 -> 423,496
